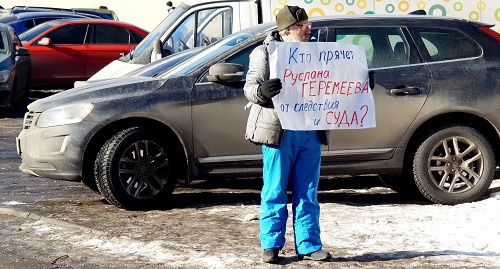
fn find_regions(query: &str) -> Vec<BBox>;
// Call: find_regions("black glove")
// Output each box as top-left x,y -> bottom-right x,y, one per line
258,78 -> 282,99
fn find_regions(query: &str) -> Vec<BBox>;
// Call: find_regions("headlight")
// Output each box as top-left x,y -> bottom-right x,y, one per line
0,70 -> 10,83
37,103 -> 94,128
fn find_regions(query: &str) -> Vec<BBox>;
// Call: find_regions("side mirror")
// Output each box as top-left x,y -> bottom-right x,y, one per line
38,37 -> 51,46
206,63 -> 244,82
16,47 -> 30,56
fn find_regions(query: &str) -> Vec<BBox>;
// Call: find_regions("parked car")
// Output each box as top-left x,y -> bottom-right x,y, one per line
76,46 -> 204,87
17,15 -> 500,209
6,6 -> 117,20
0,23 -> 30,115
0,11 -> 91,34
19,18 -> 148,88
72,6 -> 118,21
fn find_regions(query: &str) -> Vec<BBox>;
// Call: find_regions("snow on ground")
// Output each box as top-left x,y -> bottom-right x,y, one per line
314,180 -> 500,267
18,180 -> 500,268
320,194 -> 500,260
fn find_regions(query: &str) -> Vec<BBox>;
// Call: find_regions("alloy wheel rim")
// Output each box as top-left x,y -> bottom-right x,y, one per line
427,136 -> 484,193
118,139 -> 169,199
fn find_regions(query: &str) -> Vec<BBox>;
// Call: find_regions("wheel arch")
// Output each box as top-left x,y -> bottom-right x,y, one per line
404,112 -> 500,171
82,117 -> 189,184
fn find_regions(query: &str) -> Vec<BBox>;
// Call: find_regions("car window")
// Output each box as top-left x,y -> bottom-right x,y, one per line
165,12 -> 195,54
19,23 -> 52,42
33,18 -> 60,27
197,43 -> 258,83
130,30 -> 145,43
93,24 -> 131,44
22,19 -> 36,30
196,7 -> 232,47
22,18 -> 63,33
43,24 -> 88,45
413,28 -> 481,62
335,27 -> 409,69
224,43 -> 259,75
0,31 -> 6,53
310,27 -> 328,42
130,3 -> 190,59
198,27 -> 328,83
165,7 -> 233,55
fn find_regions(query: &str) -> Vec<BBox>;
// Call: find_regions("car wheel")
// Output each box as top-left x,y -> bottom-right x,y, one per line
97,127 -> 178,209
378,174 -> 422,200
79,142 -> 101,194
19,73 -> 30,105
81,169 -> 100,194
92,149 -> 104,194
413,126 -> 495,205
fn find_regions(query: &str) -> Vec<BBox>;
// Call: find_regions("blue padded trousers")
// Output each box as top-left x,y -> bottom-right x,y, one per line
260,130 -> 323,255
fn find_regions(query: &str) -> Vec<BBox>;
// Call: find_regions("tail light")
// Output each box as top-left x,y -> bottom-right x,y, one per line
479,26 -> 500,41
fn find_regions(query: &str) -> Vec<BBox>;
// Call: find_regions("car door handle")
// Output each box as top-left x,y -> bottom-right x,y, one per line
389,86 -> 422,96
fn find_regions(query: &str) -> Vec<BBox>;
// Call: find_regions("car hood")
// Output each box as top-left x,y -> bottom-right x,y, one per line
27,76 -> 165,112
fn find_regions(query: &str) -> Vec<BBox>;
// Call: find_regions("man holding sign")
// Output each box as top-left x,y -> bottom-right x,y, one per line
244,5 -> 331,263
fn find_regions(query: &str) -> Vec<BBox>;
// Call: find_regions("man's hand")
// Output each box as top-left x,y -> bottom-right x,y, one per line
258,78 -> 282,99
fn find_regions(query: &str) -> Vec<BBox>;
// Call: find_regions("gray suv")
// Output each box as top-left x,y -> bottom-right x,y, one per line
17,15 -> 500,209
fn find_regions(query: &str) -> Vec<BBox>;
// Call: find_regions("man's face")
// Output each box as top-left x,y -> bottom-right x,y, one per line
285,20 -> 311,42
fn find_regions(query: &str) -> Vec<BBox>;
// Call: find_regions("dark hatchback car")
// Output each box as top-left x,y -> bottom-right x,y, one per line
17,15 -> 500,209
0,23 -> 30,114
0,11 -> 90,34
6,6 -> 117,20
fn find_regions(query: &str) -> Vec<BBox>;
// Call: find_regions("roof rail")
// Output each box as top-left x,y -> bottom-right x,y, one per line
12,6 -> 74,12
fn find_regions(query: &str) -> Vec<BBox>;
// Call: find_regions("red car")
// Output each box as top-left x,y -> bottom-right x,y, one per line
19,18 -> 148,88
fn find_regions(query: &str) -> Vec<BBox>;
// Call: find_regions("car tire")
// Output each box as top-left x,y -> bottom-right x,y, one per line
378,174 -> 422,200
81,168 -> 100,194
413,126 -> 495,205
79,143 -> 102,194
92,149 -> 105,194
96,127 -> 178,209
19,72 -> 30,105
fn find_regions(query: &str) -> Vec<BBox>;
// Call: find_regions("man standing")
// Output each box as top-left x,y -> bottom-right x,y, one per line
244,5 -> 331,264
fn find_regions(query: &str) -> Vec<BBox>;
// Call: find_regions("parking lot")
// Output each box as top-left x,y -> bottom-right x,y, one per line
0,94 -> 499,269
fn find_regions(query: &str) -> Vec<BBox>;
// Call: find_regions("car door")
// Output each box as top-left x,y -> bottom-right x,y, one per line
190,27 -> 330,169
9,27 -> 30,98
29,23 -> 88,85
191,43 -> 260,164
85,23 -> 138,77
324,26 -> 432,166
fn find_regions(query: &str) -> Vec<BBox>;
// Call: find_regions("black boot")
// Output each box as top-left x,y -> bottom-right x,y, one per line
298,249 -> 331,261
262,248 -> 279,263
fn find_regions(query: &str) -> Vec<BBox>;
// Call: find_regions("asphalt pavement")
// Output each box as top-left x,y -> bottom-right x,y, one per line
1,92 -> 499,269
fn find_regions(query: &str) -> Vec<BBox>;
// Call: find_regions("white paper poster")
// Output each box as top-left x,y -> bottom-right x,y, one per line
268,42 -> 376,130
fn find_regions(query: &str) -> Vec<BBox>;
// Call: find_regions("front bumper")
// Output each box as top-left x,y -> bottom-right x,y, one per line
17,112 -> 99,181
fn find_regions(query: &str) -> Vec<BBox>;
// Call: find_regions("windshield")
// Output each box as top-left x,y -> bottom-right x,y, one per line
131,3 -> 189,59
126,46 -> 204,77
159,31 -> 257,77
19,22 -> 55,42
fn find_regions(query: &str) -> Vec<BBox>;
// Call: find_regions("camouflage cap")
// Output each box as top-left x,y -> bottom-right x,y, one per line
276,5 -> 308,31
